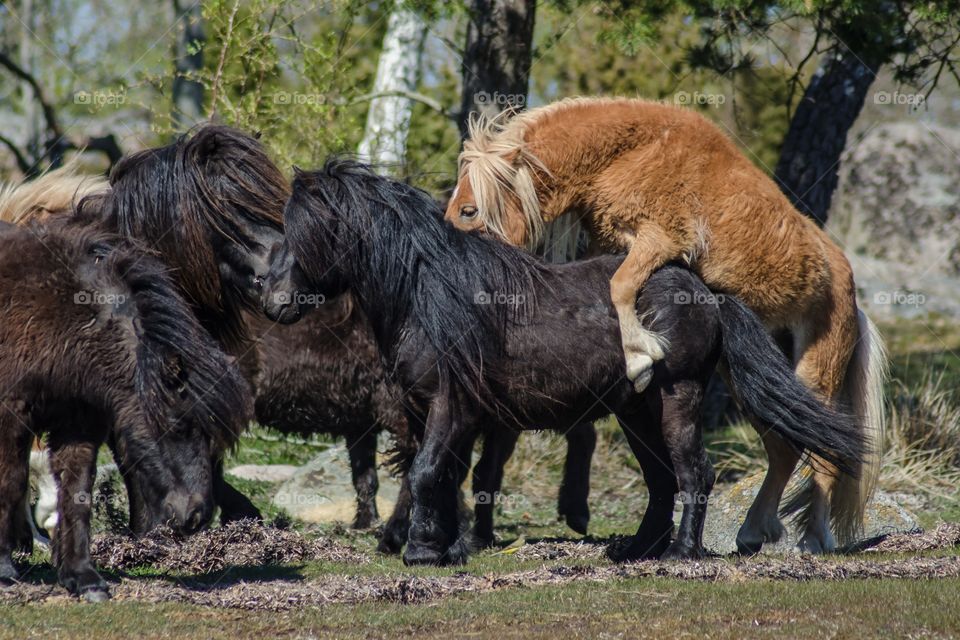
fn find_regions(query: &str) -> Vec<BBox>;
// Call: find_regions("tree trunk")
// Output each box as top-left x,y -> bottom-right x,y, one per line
356,6 -> 428,175
774,49 -> 880,226
172,0 -> 205,130
457,0 -> 536,139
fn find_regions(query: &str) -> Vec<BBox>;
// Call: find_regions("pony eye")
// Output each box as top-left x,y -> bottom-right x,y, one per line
460,205 -> 478,220
253,275 -> 263,289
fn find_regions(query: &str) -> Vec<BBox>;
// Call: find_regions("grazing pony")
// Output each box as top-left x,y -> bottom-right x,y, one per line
261,160 -> 864,565
445,97 -> 888,554
0,223 -> 247,600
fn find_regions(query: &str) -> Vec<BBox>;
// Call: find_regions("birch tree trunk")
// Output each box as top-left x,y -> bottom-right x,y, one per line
357,6 -> 428,175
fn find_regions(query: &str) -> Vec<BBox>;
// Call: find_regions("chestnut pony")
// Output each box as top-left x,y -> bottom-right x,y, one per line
446,97 -> 888,553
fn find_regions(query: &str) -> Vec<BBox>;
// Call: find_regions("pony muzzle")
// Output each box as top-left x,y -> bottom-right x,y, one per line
162,492 -> 211,535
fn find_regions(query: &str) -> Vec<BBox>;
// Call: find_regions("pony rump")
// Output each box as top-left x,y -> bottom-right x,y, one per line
0,159 -> 108,224
460,112 -> 548,250
285,159 -> 544,412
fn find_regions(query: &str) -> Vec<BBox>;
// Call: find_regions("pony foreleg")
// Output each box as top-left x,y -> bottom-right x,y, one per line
0,421 -> 31,586
403,393 -> 473,566
48,438 -> 109,602
346,429 -> 380,529
611,226 -> 679,392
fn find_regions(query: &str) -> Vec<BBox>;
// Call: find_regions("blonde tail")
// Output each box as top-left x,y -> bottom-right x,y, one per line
832,309 -> 888,544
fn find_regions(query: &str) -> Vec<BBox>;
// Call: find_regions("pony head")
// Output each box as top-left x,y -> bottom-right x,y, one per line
261,239 -> 322,324
445,113 -> 548,250
101,125 -> 289,338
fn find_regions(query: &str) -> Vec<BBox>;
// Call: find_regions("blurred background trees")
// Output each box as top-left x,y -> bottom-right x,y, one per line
2,0 -> 958,202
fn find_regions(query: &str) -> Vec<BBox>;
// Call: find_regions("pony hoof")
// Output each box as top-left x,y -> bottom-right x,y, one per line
81,586 -> 111,603
403,544 -> 444,566
352,512 -> 379,530
661,542 -> 706,561
797,534 -> 834,555
626,355 -> 654,392
735,538 -> 763,556
563,512 -> 589,536
607,534 -> 670,562
0,562 -> 19,587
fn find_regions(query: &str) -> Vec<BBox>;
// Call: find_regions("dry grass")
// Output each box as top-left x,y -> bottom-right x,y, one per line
707,374 -> 960,506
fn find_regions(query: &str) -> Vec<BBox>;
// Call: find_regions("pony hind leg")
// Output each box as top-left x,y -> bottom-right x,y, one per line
735,430 -> 799,554
557,422 -> 596,535
659,382 -> 715,560
787,295 -> 859,554
610,410 -> 678,562
471,428 -> 517,548
610,223 -> 680,392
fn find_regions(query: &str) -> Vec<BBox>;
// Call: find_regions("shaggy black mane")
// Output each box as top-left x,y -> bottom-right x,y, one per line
78,124 -> 289,353
285,159 -> 546,406
35,223 -> 249,456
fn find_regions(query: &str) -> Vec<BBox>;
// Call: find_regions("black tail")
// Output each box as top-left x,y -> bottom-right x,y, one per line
717,296 -> 865,476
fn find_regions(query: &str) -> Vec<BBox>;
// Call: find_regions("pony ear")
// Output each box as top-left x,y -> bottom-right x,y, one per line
193,128 -> 225,160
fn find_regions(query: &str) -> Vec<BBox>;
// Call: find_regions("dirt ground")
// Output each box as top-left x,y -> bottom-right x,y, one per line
3,522 -> 959,612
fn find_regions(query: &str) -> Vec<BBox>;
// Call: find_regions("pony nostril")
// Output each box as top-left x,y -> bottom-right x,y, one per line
184,495 -> 208,533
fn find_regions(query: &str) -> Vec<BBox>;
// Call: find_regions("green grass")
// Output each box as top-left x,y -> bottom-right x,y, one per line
3,577 -> 959,639
12,317 -> 960,638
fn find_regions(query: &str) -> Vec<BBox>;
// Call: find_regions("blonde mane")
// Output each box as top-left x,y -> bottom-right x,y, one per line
458,98 -> 649,255
0,160 -> 108,224
459,111 -> 550,250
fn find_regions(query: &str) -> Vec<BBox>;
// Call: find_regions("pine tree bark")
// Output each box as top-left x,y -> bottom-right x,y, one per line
457,0 -> 536,139
774,50 -> 881,226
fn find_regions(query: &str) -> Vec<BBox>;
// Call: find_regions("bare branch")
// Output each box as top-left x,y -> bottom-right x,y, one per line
0,134 -> 32,174
352,89 -> 457,120
0,51 -> 63,137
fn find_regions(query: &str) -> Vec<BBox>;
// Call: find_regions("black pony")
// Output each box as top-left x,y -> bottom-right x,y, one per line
262,160 -> 865,565
0,222 -> 247,600
91,125 -> 594,536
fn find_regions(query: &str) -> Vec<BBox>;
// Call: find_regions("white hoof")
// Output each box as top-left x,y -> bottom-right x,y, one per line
626,354 -> 655,392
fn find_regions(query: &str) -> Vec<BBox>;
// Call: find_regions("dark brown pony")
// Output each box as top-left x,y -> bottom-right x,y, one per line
0,222 -> 247,601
